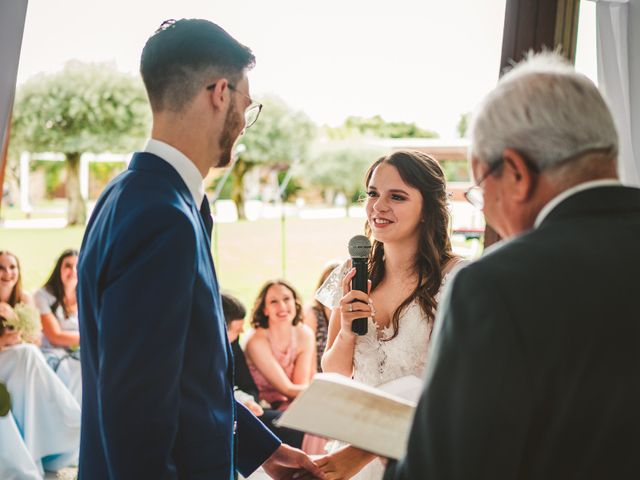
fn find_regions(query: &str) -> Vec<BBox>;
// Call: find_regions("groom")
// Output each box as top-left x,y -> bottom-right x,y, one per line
385,52 -> 640,478
78,19 -> 323,479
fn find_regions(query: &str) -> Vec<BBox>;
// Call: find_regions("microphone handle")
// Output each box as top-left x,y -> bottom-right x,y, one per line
350,257 -> 368,336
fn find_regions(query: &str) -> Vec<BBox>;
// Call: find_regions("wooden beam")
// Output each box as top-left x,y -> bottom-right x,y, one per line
484,0 -> 581,247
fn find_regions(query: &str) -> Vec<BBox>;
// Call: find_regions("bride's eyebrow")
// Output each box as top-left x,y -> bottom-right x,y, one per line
389,188 -> 410,196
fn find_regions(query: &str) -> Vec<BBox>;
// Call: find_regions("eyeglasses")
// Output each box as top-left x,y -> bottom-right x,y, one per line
206,82 -> 262,129
464,160 -> 504,210
463,145 -> 615,210
464,153 -> 541,210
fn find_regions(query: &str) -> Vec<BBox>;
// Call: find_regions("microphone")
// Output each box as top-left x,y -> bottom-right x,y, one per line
348,235 -> 372,336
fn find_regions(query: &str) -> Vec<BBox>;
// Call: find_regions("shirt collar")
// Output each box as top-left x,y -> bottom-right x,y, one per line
143,138 -> 205,206
534,179 -> 622,228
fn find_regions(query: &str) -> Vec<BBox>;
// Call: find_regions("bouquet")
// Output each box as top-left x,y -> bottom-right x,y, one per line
0,303 -> 42,342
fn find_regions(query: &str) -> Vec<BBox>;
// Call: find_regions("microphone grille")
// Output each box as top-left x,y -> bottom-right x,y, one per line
348,235 -> 371,258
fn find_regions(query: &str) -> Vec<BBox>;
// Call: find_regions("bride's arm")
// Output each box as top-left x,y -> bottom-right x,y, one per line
316,445 -> 377,479
321,268 -> 372,376
320,306 -> 356,376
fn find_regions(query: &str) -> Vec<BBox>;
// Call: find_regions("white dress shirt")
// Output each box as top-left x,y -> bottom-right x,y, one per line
143,138 -> 204,207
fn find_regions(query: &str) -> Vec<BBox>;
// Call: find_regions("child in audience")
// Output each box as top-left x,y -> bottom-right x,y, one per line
221,292 -> 263,416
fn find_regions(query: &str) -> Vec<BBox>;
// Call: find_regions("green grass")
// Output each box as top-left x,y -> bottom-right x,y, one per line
0,199 -> 68,220
1,217 -> 366,311
1,217 -> 479,312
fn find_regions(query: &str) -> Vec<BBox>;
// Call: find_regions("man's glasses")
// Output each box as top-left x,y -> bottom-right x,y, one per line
463,146 -> 614,210
464,160 -> 504,210
206,82 -> 262,129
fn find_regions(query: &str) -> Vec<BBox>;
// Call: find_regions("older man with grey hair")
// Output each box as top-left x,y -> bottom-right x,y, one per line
384,52 -> 640,480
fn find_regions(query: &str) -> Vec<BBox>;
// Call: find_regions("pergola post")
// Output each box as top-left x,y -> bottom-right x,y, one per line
484,0 -> 581,247
19,151 -> 31,214
80,154 -> 90,200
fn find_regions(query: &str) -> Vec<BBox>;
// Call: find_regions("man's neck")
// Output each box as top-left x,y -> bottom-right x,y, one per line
151,115 -> 220,178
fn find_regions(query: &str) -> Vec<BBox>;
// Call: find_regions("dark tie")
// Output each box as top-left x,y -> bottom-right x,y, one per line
200,195 -> 213,239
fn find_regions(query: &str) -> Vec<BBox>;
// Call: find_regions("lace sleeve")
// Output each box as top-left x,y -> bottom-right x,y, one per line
436,259 -> 471,301
314,260 -> 351,309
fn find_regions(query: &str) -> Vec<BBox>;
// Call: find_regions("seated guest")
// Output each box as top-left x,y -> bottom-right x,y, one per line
0,411 -> 42,480
304,261 -> 340,373
0,302 -> 80,477
221,292 -> 263,416
245,280 -> 315,411
0,250 -> 33,309
34,249 -> 82,404
222,291 -> 305,448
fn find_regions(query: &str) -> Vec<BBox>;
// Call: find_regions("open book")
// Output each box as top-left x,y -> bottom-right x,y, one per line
275,373 -> 423,459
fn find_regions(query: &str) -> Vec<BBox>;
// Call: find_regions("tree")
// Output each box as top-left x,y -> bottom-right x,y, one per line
232,95 -> 315,219
305,141 -> 386,215
326,115 -> 439,140
457,112 -> 471,138
11,61 -> 150,225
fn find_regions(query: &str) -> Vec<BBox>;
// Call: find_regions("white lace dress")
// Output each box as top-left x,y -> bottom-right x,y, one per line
316,261 -> 455,480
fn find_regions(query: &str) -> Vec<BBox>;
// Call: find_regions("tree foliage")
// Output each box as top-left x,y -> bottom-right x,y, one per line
326,115 -> 439,140
457,112 -> 471,138
11,61 -> 150,224
230,95 -> 316,218
304,141 -> 386,214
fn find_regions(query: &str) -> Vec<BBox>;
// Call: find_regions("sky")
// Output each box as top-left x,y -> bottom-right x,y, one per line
16,0 -> 598,139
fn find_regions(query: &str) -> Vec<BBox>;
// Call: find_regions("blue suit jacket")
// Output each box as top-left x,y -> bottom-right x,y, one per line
77,152 -> 280,479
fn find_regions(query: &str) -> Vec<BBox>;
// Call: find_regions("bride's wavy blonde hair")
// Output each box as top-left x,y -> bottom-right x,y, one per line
364,151 -> 454,341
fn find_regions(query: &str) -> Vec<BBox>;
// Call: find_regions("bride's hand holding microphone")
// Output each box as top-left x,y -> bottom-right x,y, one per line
338,267 -> 374,339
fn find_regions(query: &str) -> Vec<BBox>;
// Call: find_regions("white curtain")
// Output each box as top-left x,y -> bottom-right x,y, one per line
0,0 -> 28,152
590,0 -> 640,186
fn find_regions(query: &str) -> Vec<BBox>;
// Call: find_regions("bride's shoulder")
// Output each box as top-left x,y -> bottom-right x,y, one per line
442,256 -> 470,279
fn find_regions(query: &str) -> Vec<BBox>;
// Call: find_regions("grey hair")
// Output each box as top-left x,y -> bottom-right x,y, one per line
469,51 -> 618,171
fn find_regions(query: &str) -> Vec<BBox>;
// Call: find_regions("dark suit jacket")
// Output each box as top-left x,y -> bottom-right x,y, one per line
78,152 -> 279,480
385,185 -> 640,480
232,339 -> 260,401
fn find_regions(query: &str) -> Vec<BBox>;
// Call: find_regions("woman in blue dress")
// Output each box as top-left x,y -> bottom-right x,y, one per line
0,251 -> 80,478
34,249 -> 82,404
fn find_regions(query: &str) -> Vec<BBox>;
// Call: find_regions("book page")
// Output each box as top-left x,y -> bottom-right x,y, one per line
276,374 -> 417,459
377,375 -> 423,404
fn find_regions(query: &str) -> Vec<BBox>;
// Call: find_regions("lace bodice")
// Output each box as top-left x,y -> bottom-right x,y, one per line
316,261 -> 459,480
352,302 -> 431,386
316,260 -> 455,387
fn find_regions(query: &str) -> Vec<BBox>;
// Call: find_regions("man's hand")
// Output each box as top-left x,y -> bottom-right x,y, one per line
243,399 -> 264,417
262,443 -> 326,479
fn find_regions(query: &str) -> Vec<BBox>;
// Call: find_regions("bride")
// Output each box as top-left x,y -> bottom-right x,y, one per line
316,150 -> 462,479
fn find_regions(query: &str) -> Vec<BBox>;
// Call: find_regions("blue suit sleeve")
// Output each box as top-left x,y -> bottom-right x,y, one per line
98,206 -> 196,479
235,400 -> 281,477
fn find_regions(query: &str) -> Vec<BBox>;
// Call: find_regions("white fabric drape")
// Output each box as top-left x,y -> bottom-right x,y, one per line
0,0 -> 28,152
590,0 -> 640,186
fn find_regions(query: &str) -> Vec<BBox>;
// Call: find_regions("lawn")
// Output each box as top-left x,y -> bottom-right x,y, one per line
1,217 -> 480,313
1,217 -> 366,312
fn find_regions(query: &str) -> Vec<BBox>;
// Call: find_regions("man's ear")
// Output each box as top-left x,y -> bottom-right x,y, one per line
208,79 -> 230,111
501,148 -> 536,202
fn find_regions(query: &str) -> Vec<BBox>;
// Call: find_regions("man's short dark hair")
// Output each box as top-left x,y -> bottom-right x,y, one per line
140,18 -> 255,112
221,292 -> 246,325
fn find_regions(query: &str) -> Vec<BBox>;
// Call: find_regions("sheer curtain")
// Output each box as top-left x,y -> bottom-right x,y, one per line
0,0 -> 28,152
589,0 -> 640,186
